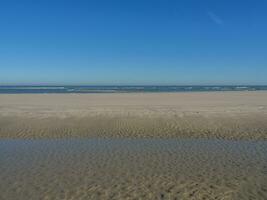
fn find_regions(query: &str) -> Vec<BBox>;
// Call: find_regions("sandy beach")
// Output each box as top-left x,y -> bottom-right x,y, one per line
1,91 -> 267,199
1,138 -> 267,200
0,91 -> 267,139
2,0 -> 267,198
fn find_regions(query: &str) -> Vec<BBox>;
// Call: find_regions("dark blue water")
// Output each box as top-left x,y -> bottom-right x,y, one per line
0,85 -> 267,94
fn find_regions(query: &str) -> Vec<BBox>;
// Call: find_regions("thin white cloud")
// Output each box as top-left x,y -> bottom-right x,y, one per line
207,11 -> 223,25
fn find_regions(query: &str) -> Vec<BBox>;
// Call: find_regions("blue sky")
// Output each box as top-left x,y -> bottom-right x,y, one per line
0,0 -> 266,85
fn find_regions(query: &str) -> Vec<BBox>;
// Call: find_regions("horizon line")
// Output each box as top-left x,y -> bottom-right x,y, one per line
1,84 -> 267,87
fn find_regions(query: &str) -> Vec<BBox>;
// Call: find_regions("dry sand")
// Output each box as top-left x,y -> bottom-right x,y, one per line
0,91 -> 267,139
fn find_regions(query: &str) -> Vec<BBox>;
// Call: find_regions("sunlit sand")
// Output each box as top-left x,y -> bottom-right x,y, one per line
0,92 -> 267,199
0,92 -> 267,139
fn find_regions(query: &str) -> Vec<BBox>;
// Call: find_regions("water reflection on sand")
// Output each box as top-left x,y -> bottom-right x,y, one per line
0,138 -> 267,199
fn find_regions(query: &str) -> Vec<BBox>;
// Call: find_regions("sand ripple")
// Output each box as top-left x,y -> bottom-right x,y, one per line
0,114 -> 267,140
0,139 -> 267,199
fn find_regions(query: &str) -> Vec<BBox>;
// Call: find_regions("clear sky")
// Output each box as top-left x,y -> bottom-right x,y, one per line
0,0 -> 266,85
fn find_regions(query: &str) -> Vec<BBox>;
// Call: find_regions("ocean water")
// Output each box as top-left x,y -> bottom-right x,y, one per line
0,85 -> 267,93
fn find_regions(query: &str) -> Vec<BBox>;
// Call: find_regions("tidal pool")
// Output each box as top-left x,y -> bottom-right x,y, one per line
0,138 -> 267,199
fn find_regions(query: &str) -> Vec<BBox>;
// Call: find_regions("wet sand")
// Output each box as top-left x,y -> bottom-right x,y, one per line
0,92 -> 267,139
1,92 -> 267,199
0,139 -> 267,200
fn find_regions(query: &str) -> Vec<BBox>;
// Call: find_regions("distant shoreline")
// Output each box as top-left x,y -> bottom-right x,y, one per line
0,85 -> 267,94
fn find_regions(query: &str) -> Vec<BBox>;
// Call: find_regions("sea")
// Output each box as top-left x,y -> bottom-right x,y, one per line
0,85 -> 267,94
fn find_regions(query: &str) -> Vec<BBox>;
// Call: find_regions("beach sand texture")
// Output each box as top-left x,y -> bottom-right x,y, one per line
0,92 -> 267,139
0,139 -> 267,200
1,92 -> 267,199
